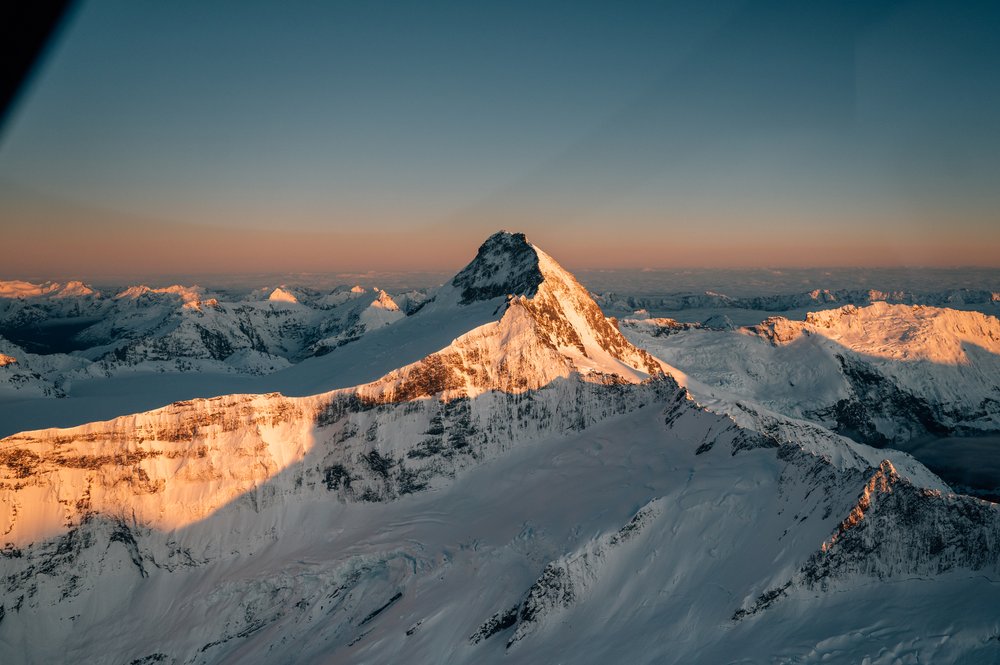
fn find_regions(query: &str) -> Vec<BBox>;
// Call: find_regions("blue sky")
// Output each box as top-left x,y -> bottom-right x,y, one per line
2,0 -> 999,276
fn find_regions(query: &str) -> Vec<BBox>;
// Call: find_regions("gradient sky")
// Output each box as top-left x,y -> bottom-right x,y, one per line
2,0 -> 999,277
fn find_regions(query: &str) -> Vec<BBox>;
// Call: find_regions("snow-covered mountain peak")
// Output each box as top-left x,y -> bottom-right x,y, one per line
115,284 -> 206,305
448,231 -> 544,305
751,302 -> 1000,364
0,280 -> 98,299
356,289 -> 405,331
267,287 -> 299,303
804,302 -> 1000,364
354,235 -> 665,403
0,353 -> 16,367
53,281 -> 97,298
408,231 -> 662,383
372,288 -> 400,311
0,280 -> 47,298
821,459 -> 899,553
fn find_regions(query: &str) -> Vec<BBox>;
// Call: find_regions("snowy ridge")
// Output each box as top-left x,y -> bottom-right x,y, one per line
624,302 -> 1000,446
733,458 -> 1000,621
0,280 -> 98,300
753,302 -> 1000,363
0,233 -> 672,547
115,284 -> 207,305
0,278 -> 418,388
678,389 -> 946,489
0,337 -> 84,398
0,392 -> 314,542
807,464 -> 1000,580
597,286 -> 1000,316
2,233 -> 1000,664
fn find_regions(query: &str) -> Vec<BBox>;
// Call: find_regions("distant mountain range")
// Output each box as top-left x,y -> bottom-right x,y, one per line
1,232 -> 998,664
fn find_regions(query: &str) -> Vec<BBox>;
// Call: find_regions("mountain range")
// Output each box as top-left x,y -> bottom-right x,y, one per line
1,232 -> 998,664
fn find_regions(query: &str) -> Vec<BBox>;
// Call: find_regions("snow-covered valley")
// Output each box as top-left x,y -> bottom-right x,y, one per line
1,232 -> 999,663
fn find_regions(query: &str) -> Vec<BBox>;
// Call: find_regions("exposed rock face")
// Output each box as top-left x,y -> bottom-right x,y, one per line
807,353 -> 952,447
0,231 -> 673,551
733,457 -> 1000,621
807,461 -> 1000,583
2,234 -> 1000,664
359,232 -> 664,404
618,317 -> 699,338
749,316 -> 806,345
450,231 -> 544,305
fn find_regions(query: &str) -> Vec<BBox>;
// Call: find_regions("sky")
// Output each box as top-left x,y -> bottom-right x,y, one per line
1,0 -> 999,278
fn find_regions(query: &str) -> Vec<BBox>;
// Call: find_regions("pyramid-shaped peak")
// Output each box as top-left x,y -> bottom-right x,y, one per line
424,231 -> 665,382
450,231 -> 544,305
268,287 -> 299,303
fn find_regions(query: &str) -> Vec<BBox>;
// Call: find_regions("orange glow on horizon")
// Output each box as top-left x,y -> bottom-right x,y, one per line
2,188 -> 999,278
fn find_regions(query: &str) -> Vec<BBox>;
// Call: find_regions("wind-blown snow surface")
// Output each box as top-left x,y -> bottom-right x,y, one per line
1,233 -> 999,664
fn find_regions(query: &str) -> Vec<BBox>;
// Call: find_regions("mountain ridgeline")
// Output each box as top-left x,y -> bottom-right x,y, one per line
0,232 -> 669,546
1,232 -> 999,664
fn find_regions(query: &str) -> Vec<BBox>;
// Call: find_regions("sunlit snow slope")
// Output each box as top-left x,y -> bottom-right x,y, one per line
1,233 -> 998,664
623,303 -> 1000,446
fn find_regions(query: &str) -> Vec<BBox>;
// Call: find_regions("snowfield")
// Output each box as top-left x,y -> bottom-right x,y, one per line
1,232 -> 999,664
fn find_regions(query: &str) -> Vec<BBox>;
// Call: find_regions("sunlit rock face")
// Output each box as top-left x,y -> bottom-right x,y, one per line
1,232 -> 999,665
0,232 -> 669,547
